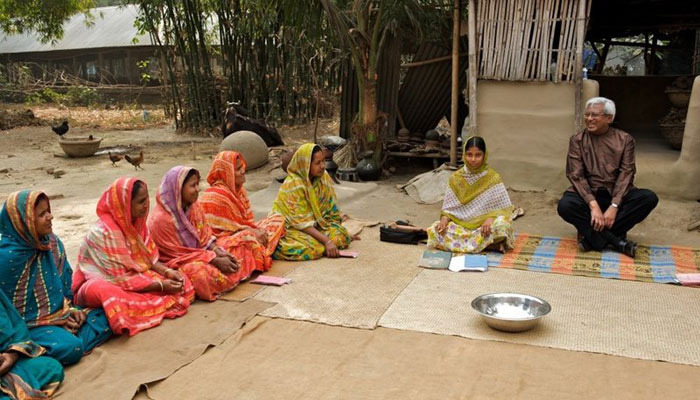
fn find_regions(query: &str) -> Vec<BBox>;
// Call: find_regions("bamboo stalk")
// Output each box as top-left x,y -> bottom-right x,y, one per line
574,0 -> 586,130
468,0 -> 478,137
450,0 -> 461,167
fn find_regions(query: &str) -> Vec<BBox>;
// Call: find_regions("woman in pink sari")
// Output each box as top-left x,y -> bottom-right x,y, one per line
148,166 -> 260,301
73,178 -> 195,336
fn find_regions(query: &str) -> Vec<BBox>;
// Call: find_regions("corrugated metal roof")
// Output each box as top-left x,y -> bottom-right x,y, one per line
398,40 -> 468,134
0,5 -> 154,54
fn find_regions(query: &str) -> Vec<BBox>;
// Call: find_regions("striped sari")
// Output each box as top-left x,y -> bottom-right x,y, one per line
73,178 -> 194,336
271,143 -> 351,260
0,291 -> 63,399
200,151 -> 285,272
149,166 -> 260,301
0,190 -> 111,365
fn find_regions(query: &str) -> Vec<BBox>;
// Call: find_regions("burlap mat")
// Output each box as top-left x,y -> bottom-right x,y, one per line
57,299 -> 273,400
219,260 -> 300,302
143,317 -> 697,400
378,268 -> 700,366
253,228 -> 422,329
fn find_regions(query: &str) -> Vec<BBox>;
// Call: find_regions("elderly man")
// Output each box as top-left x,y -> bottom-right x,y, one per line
557,97 -> 658,258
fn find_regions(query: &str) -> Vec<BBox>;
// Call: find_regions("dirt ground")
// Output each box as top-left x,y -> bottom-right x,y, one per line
2,114 -> 700,398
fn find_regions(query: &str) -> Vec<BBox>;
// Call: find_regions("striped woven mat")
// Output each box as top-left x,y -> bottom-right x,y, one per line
486,234 -> 700,283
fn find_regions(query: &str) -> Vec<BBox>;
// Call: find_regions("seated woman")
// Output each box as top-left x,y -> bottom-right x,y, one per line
200,151 -> 285,272
0,291 -> 64,399
427,136 -> 514,253
0,190 -> 111,366
271,143 -> 351,261
73,178 -> 195,336
148,166 -> 259,301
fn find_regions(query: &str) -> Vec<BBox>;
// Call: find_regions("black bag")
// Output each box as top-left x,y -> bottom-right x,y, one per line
379,225 -> 428,245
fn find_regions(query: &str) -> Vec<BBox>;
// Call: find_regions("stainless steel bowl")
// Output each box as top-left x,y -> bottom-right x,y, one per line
471,293 -> 551,332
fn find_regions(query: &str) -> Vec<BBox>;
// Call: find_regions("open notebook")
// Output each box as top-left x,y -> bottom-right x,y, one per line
448,255 -> 488,272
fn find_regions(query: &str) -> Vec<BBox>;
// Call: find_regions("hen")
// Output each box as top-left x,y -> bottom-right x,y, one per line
124,151 -> 144,170
51,121 -> 69,137
108,152 -> 122,167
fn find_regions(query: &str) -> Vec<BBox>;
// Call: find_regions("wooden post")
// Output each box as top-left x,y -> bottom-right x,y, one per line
450,0 -> 461,167
467,0 -> 478,144
574,0 -> 587,132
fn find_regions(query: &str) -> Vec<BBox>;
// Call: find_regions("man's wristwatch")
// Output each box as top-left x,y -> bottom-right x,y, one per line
610,202 -> 618,208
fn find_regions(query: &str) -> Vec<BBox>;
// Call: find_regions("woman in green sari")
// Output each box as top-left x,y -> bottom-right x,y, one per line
271,143 -> 351,260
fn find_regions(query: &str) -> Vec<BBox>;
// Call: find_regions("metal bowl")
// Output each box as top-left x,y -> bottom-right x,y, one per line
471,293 -> 551,332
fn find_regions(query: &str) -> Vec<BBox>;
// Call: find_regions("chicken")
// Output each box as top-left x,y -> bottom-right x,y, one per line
108,152 -> 122,167
124,151 -> 144,170
51,121 -> 69,137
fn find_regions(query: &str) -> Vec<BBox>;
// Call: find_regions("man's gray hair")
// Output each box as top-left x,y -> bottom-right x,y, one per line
585,97 -> 616,120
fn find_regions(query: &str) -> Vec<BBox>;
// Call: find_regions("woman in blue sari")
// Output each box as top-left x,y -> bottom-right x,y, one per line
0,190 -> 111,366
0,290 -> 63,399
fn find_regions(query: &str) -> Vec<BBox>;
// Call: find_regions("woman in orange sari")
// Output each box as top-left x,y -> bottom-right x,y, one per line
148,166 -> 261,301
199,151 -> 285,272
73,178 -> 195,336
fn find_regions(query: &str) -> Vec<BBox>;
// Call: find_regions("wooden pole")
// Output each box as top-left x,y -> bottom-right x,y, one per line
574,0 -> 587,132
467,0 -> 478,146
450,0 -> 461,167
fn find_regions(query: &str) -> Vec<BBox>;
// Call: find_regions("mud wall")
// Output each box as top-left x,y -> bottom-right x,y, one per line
475,80 -> 581,192
665,76 -> 700,200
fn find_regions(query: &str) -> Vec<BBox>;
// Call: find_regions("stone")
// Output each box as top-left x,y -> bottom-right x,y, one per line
219,130 -> 269,170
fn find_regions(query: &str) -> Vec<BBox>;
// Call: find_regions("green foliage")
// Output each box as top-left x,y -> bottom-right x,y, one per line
24,87 -> 99,106
0,0 -> 95,43
136,59 -> 151,84
65,86 -> 99,106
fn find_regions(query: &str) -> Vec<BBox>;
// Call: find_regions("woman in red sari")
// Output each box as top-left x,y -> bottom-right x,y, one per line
148,166 -> 261,301
73,178 -> 194,336
199,151 -> 285,272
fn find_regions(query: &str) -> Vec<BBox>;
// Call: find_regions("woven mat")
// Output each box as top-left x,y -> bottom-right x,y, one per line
219,260 -> 299,302
142,317 -> 698,400
486,234 -> 700,283
57,299 -> 272,400
379,268 -> 700,366
253,228 -> 421,329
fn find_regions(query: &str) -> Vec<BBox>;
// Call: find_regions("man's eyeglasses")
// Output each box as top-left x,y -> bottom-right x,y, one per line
584,112 -> 606,118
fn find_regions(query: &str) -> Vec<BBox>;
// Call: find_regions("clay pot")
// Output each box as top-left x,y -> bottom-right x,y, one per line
665,89 -> 691,108
322,147 -> 338,179
425,129 -> 440,141
58,136 -> 102,157
659,123 -> 684,150
356,151 -> 381,181
280,150 -> 294,172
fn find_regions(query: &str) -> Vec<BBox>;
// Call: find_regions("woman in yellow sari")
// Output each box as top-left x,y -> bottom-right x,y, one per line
271,143 -> 351,261
427,136 -> 514,253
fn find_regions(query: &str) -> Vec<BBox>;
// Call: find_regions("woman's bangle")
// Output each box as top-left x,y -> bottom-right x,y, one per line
157,280 -> 164,291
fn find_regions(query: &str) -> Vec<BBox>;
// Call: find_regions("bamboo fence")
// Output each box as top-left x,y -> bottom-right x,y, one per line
475,0 -> 590,82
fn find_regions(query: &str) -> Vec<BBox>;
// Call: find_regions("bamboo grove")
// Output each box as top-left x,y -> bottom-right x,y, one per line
135,0 -> 343,134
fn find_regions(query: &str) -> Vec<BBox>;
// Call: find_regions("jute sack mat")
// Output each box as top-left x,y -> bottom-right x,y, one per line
378,268 -> 700,366
143,317 -> 698,400
253,228 -> 422,329
58,299 -> 273,400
